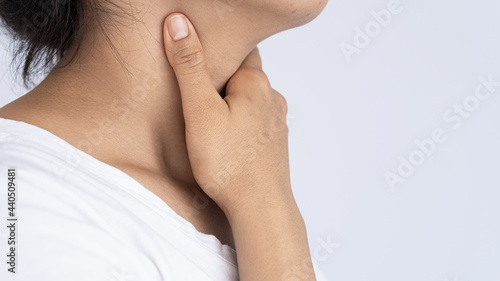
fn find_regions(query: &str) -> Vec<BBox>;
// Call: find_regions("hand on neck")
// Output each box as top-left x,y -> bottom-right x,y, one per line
7,0 -> 327,183
31,2 -> 265,180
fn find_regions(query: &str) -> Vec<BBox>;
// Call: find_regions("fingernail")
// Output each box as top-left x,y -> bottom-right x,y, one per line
168,15 -> 189,41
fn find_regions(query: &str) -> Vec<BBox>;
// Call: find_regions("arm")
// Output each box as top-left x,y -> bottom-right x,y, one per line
225,192 -> 315,280
163,13 -> 316,281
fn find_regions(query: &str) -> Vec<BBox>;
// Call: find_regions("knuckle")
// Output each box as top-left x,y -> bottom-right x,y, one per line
275,91 -> 288,114
172,46 -> 205,74
233,68 -> 270,89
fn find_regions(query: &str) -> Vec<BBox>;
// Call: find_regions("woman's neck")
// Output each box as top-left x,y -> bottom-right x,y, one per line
0,0 -> 327,248
22,3 -> 265,183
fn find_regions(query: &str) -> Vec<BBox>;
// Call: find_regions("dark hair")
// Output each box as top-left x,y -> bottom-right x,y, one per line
0,0 -> 132,89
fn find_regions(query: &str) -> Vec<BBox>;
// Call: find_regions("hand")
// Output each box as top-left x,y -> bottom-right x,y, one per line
163,13 -> 291,215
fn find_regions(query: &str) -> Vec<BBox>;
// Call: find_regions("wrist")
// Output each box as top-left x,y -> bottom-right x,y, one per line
221,187 -> 303,227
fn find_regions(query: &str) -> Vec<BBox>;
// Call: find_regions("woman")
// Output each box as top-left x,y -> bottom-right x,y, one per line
0,0 -> 328,280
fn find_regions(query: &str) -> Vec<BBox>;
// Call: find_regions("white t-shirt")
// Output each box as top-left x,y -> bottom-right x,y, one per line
0,117 -> 239,280
0,117 -> 329,281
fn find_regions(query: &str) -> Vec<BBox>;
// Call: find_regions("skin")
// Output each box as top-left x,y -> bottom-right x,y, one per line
164,14 -> 316,280
0,0 -> 327,279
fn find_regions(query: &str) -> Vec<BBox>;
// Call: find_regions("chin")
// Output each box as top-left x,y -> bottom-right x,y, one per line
257,0 -> 329,29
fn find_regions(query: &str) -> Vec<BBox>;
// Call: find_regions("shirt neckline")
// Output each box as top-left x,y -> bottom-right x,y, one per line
0,116 -> 237,268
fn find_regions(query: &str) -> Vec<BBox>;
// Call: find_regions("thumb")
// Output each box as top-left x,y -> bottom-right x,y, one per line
163,13 -> 226,116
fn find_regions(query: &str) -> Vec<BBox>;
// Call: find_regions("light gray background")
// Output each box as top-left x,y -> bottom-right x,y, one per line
1,0 -> 499,280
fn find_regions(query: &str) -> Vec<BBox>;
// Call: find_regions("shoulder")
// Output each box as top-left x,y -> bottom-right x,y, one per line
0,118 -> 163,280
